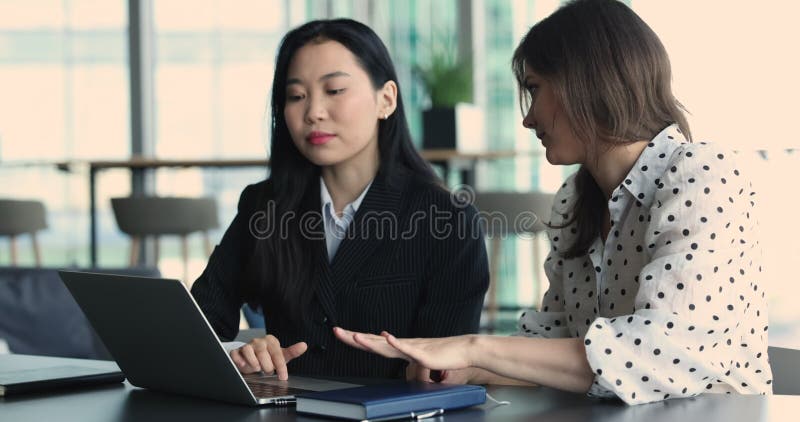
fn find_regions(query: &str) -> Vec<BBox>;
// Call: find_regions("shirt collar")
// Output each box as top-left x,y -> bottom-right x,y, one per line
320,176 -> 372,221
615,124 -> 688,209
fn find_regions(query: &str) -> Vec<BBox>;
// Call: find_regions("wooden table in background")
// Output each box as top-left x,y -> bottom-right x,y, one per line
81,150 -> 533,266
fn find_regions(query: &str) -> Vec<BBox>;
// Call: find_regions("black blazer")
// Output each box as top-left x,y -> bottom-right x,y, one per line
191,167 -> 489,378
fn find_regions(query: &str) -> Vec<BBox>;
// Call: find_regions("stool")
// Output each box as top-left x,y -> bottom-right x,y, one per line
0,199 -> 48,266
111,196 -> 218,285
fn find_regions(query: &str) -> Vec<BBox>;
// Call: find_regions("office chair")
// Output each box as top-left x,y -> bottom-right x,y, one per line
111,196 -> 218,286
472,191 -> 554,333
0,199 -> 47,266
768,346 -> 800,395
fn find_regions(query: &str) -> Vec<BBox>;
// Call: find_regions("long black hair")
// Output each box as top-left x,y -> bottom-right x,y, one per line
246,18 -> 438,321
512,0 -> 691,258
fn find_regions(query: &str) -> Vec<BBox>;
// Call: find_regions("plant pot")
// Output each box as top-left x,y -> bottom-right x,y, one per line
422,103 -> 485,152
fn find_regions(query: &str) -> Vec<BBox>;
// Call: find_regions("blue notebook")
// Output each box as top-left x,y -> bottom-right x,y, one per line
296,382 -> 485,421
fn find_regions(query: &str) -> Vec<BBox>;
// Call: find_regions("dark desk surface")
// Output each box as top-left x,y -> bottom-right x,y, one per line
1,378 -> 798,422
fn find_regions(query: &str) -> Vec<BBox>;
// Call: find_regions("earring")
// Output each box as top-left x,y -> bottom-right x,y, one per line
383,113 -> 389,120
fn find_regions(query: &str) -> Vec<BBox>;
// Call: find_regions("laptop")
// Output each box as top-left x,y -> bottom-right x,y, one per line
0,354 -> 124,397
58,270 -> 358,406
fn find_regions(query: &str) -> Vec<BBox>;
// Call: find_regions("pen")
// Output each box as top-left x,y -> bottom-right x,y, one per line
362,408 -> 445,422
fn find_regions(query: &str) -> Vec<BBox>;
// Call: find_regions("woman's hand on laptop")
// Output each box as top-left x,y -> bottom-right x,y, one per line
229,335 -> 307,380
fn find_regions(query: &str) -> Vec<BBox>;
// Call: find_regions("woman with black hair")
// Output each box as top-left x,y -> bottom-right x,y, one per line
335,0 -> 772,405
190,18 -> 489,381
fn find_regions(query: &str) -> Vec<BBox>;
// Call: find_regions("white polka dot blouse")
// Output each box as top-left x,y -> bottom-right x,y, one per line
516,124 -> 772,405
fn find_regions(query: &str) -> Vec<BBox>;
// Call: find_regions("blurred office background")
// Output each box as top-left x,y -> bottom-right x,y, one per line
1,0 -> 798,346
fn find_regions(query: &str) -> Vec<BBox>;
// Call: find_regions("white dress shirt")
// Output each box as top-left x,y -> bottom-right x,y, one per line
516,124 -> 772,404
320,176 -> 372,263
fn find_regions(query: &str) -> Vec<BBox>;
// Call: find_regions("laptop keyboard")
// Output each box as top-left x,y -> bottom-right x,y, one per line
242,374 -> 311,398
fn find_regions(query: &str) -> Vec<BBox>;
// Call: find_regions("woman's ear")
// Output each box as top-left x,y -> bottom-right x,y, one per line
377,80 -> 398,119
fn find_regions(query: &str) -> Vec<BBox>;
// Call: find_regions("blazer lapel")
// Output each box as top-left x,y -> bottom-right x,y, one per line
328,167 -> 406,291
300,179 -> 339,325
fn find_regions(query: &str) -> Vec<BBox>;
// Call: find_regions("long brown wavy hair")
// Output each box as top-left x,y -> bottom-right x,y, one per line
512,0 -> 692,258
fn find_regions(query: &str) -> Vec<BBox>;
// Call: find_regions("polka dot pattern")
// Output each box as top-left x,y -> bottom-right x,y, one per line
516,124 -> 772,405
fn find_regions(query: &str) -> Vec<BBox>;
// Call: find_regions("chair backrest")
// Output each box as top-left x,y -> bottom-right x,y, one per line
472,191 -> 554,236
768,346 -> 800,395
111,197 -> 219,236
0,199 -> 47,236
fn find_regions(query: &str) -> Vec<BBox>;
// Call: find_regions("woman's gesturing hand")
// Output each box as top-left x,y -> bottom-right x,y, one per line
333,326 -> 475,372
229,334 -> 307,380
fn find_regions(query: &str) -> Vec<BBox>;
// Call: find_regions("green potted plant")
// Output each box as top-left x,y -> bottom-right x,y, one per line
415,47 -> 484,152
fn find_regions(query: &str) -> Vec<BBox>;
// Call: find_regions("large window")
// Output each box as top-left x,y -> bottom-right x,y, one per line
153,0 -> 287,160
630,0 -> 800,349
145,0 -> 297,278
0,0 -> 129,266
